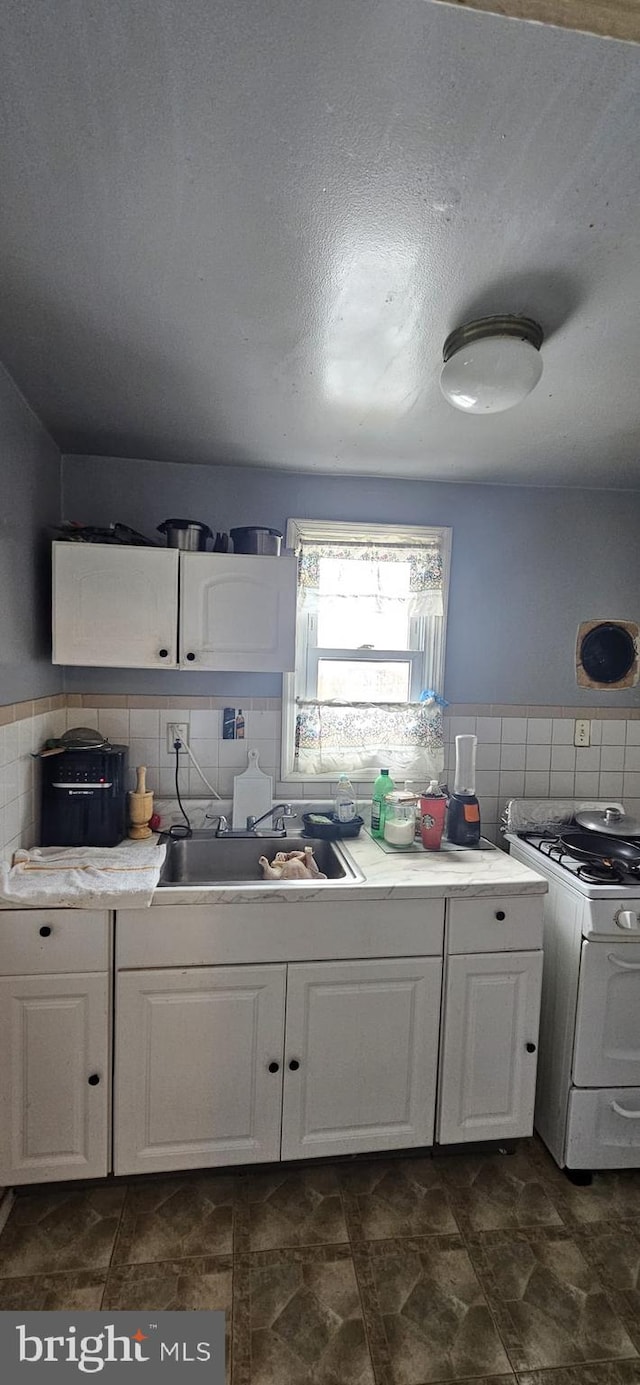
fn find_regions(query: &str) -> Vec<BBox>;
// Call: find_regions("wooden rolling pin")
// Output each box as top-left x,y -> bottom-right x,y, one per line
128,765 -> 154,840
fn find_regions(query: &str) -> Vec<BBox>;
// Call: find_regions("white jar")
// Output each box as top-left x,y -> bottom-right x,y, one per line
383,793 -> 416,847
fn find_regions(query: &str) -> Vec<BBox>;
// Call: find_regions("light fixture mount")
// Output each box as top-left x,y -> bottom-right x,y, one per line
440,313 -> 544,414
442,315 -> 543,362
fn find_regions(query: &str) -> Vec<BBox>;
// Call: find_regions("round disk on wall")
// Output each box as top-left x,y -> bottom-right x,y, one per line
576,619 -> 638,689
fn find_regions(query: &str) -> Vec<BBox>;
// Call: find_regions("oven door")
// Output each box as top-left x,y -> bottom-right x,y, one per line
573,941 -> 640,1087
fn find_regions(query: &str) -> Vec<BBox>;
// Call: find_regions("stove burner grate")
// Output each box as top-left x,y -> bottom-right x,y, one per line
576,860 -> 624,884
517,829 -> 640,886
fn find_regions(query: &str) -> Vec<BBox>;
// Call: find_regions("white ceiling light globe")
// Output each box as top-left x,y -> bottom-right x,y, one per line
440,316 -> 544,414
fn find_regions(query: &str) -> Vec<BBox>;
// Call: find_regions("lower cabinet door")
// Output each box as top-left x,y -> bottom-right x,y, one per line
438,950 -> 543,1145
280,957 -> 442,1160
0,972 -> 109,1185
114,965 -> 286,1174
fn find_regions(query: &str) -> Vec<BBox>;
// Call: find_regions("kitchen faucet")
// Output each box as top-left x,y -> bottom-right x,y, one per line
246,803 -> 293,834
209,804 -> 294,838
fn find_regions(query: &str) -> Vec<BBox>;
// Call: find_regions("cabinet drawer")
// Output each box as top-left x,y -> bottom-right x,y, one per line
117,900 -> 445,969
447,896 -> 543,953
566,1087 -> 640,1170
0,910 -> 110,975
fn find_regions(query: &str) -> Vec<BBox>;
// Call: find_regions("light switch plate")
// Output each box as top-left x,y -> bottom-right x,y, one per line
574,718 -> 591,748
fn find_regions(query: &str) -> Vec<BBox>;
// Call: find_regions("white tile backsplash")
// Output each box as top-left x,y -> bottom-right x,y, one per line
501,718 -> 528,744
551,744 -> 575,771
525,744 -> 551,771
551,720 -> 576,742
4,696 -> 640,864
601,720 -> 626,744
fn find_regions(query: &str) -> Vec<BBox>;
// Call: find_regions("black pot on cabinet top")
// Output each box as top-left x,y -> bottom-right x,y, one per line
230,527 -> 283,555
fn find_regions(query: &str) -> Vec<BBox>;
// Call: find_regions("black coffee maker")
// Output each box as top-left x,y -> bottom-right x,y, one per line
40,730 -> 128,847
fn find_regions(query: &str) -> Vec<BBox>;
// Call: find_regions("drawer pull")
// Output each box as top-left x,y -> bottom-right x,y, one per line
158,648 -> 169,659
607,953 -> 640,971
186,652 -> 196,662
525,1042 -> 537,1053
267,1061 -> 280,1074
495,910 -> 506,921
39,925 -> 52,938
87,1074 -> 101,1086
288,1058 -> 300,1071
611,1100 -> 640,1120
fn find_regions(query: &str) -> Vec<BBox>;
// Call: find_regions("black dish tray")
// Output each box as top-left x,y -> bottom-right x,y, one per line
301,812 -> 364,840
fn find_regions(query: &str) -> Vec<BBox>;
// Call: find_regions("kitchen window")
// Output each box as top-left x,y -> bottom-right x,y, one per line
282,519 -> 451,781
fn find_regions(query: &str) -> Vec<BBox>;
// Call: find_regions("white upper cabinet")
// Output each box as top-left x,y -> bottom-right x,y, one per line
179,552 -> 296,671
52,542 -> 179,668
52,543 -> 297,671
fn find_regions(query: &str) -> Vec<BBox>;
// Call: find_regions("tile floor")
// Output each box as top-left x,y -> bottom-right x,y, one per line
1,1141 -> 640,1384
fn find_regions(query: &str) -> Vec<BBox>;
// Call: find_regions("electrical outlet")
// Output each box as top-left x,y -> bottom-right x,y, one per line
166,722 -> 189,753
574,718 -> 591,748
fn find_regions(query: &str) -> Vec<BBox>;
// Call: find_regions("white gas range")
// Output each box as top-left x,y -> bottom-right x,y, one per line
506,800 -> 640,1176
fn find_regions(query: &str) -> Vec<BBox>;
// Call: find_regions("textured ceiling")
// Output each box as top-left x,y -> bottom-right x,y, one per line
0,0 -> 639,485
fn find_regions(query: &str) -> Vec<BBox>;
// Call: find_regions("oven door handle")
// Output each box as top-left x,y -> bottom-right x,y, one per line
611,1100 -> 640,1120
607,953 -> 640,971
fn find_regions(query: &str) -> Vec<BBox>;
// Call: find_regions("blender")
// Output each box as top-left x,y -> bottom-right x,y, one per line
446,734 -> 481,846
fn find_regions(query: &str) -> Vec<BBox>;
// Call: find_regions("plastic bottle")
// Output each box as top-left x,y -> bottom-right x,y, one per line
371,769 -> 394,838
334,774 -> 357,823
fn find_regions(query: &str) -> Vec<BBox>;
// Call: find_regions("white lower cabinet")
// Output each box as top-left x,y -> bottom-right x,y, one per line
280,958 -> 443,1160
114,965 -> 286,1174
438,950 -> 543,1144
0,973 -> 109,1184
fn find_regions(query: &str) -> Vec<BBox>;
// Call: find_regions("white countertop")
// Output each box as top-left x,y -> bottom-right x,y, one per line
150,831 -> 547,907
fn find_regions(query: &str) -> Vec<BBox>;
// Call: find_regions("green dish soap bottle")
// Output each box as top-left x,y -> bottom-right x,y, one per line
371,768 -> 394,839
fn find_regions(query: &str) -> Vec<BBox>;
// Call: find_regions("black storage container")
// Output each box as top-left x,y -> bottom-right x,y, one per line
40,745 -> 128,847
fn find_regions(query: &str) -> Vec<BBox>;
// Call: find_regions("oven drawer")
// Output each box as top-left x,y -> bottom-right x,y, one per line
573,941 -> 640,1087
566,1087 -> 640,1170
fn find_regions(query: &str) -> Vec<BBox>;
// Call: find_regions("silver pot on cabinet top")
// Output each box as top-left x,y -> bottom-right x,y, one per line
230,526 -> 282,555
157,519 -> 213,551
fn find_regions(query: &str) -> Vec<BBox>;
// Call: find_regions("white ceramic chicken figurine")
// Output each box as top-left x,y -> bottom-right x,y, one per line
259,846 -> 327,881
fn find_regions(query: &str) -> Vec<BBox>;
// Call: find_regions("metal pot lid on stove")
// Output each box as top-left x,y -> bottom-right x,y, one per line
576,805 -> 640,837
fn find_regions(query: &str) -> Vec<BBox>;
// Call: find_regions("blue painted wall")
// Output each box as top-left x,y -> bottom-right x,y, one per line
0,365 -> 62,704
62,453 -> 640,706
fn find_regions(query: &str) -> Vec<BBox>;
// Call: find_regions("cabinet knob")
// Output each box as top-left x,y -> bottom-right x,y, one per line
159,648 -> 169,659
87,1073 -> 101,1086
186,652 -> 196,662
39,925 -> 52,937
495,910 -> 506,921
267,1060 -> 280,1073
288,1058 -> 300,1071
526,1042 -> 537,1054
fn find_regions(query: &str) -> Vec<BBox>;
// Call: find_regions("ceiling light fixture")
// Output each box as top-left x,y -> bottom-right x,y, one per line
440,314 -> 544,414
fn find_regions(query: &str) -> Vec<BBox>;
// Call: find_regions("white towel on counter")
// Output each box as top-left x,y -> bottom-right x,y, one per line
0,842 -> 166,909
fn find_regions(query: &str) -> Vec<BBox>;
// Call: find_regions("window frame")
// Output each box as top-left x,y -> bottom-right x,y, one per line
281,519 -> 452,784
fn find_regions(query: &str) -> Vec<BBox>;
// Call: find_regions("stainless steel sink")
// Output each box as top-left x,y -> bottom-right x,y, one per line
158,831 -> 364,887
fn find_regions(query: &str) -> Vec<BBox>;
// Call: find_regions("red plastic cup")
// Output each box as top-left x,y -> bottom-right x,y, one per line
420,794 -> 447,850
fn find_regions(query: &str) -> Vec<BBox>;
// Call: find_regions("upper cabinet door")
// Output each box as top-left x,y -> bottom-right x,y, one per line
179,553 -> 297,671
52,543 -> 179,667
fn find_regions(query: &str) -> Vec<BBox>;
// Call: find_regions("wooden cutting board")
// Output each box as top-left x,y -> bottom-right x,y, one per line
232,748 -> 273,830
